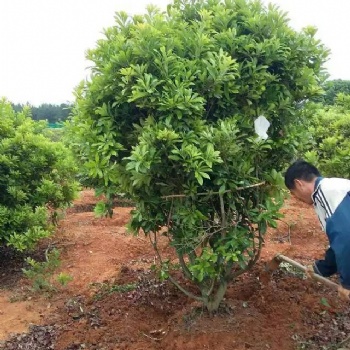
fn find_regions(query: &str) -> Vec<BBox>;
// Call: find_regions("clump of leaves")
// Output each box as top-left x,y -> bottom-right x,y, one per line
93,200 -> 114,218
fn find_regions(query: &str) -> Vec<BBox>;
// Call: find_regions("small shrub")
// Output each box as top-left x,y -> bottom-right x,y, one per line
22,248 -> 72,292
22,248 -> 61,291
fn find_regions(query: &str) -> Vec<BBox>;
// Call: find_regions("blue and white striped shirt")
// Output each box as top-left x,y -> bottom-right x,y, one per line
312,177 -> 350,288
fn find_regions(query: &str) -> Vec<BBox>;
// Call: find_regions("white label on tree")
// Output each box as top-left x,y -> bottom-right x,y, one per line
254,115 -> 270,140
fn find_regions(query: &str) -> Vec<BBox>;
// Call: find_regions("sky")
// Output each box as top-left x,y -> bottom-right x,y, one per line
0,0 -> 350,106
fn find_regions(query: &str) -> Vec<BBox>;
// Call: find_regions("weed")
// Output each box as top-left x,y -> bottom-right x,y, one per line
57,272 -> 73,287
22,248 -> 72,292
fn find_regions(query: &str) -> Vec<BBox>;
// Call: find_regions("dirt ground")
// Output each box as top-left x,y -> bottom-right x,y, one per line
0,190 -> 349,350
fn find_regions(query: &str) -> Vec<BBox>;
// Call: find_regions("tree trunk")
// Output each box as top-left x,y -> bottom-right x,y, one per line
203,280 -> 228,313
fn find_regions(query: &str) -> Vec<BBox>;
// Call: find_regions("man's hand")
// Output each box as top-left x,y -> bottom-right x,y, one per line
338,286 -> 350,301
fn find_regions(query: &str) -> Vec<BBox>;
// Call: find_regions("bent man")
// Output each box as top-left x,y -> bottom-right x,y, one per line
284,160 -> 350,301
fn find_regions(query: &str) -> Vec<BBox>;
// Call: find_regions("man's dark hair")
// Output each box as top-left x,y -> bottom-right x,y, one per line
284,160 -> 321,189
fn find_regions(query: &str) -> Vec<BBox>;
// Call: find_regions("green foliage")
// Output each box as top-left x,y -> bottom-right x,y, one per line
303,97 -> 350,178
320,297 -> 331,308
56,272 -> 74,287
0,98 -> 80,251
43,128 -> 64,143
67,0 -> 328,311
93,200 -> 114,218
22,248 -> 61,291
321,79 -> 350,105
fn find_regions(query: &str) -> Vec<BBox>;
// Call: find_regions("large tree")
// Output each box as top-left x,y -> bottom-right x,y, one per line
67,0 -> 328,311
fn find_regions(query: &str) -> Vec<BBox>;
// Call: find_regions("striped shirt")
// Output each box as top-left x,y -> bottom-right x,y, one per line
312,177 -> 350,288
312,177 -> 350,233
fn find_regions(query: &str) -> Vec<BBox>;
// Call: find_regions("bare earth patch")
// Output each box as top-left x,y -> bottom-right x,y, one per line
1,190 -> 349,350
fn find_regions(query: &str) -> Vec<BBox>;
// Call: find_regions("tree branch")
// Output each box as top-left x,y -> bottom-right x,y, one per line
227,227 -> 264,281
149,232 -> 203,302
167,275 -> 203,302
177,252 -> 193,280
161,181 -> 266,200
188,251 -> 197,264
206,277 -> 216,297
219,193 -> 226,235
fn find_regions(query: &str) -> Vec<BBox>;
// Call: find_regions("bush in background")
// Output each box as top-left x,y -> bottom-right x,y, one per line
0,99 -> 80,251
304,94 -> 350,178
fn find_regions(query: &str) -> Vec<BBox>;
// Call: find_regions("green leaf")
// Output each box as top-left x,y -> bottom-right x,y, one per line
320,297 -> 331,308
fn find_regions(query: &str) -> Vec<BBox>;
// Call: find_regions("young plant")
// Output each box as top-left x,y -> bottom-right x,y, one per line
22,248 -> 73,292
56,272 -> 74,287
22,248 -> 61,292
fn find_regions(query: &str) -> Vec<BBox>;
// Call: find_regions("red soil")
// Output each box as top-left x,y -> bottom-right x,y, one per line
1,190 -> 348,350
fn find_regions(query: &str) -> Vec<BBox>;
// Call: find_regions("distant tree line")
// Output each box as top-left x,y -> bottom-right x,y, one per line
321,79 -> 350,105
11,103 -> 73,124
